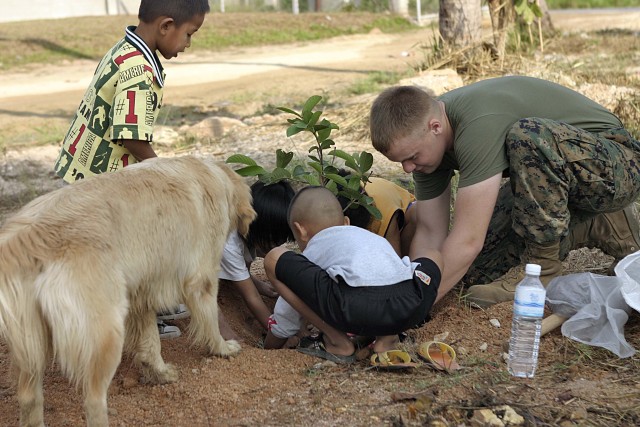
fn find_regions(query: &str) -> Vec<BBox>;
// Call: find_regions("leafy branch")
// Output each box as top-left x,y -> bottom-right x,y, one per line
226,95 -> 381,220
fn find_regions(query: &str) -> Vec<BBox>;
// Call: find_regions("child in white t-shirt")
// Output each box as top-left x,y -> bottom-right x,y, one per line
263,186 -> 442,363
218,181 -> 295,339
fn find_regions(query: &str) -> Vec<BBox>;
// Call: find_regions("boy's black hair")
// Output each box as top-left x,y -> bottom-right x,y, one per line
335,169 -> 372,230
246,181 -> 295,252
138,0 -> 210,26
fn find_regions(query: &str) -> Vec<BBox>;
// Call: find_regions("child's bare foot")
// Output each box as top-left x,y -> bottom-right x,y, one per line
372,335 -> 400,353
297,333 -> 355,364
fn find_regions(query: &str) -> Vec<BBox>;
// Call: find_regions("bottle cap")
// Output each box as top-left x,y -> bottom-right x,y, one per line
525,263 -> 542,276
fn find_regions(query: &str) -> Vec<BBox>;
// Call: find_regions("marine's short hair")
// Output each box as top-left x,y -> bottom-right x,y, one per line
246,180 -> 295,252
369,85 -> 438,154
138,0 -> 211,26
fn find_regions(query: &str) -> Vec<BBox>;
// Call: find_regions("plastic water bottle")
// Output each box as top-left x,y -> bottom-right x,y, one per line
508,263 -> 546,378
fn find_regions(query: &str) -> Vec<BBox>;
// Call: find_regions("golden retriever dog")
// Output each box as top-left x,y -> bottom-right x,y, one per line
0,155 -> 256,427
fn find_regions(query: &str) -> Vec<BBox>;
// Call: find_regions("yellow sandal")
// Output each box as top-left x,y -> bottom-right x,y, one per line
417,341 -> 461,372
370,350 -> 418,370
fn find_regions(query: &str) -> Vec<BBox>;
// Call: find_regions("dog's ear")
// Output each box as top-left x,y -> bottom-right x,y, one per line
235,190 -> 256,238
219,163 -> 256,237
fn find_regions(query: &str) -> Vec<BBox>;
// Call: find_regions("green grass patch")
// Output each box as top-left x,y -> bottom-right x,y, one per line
347,71 -> 405,95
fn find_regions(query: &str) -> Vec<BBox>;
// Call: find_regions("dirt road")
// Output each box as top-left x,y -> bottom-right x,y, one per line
1,9 -> 638,121
0,26 -> 430,116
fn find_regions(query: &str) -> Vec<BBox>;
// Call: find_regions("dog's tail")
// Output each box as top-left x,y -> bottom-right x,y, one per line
0,220 -> 126,391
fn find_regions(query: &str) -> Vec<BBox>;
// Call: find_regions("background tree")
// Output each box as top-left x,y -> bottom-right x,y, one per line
439,0 -> 482,47
487,0 -> 516,60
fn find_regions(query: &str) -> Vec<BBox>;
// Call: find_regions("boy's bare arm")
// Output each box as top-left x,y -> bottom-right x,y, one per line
123,139 -> 158,161
229,277 -> 272,330
263,330 -> 287,349
250,275 -> 278,298
218,310 -> 242,342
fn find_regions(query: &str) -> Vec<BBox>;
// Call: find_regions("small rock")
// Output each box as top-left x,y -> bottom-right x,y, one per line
502,352 -> 509,363
489,318 -> 501,328
312,360 -> 337,369
153,125 -> 180,147
191,368 -> 200,375
434,331 -> 450,342
470,408 -> 504,427
496,405 -> 524,425
570,407 -> 588,420
479,342 -> 488,351
400,69 -> 464,96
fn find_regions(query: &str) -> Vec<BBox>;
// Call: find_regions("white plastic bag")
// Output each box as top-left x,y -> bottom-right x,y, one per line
614,250 -> 640,313
546,264 -> 637,358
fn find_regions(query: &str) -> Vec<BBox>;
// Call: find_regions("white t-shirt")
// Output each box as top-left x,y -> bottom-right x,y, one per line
269,226 -> 417,339
218,232 -> 254,282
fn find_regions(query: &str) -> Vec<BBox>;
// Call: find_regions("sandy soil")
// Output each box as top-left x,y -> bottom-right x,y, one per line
1,9 -> 640,427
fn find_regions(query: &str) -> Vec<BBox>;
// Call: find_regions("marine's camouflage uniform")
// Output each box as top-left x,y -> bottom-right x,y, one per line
464,118 -> 640,285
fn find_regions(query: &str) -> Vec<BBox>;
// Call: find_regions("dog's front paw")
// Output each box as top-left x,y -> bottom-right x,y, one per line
219,339 -> 242,357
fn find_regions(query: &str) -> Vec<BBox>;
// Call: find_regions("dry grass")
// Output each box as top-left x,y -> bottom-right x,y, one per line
335,28 -> 640,142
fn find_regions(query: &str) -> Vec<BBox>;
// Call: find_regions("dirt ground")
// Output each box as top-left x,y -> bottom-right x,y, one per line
1,10 -> 640,427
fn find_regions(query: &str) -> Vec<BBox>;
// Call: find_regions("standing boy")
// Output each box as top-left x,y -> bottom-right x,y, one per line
53,0 -> 211,337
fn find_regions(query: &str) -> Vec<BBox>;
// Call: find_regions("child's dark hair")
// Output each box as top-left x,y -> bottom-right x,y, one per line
246,181 -> 295,251
138,0 -> 210,26
335,169 -> 372,230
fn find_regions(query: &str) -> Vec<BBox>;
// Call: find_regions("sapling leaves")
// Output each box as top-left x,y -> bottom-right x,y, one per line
226,94 -> 382,220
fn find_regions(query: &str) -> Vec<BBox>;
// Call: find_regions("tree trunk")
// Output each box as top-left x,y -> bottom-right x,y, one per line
439,0 -> 482,47
537,0 -> 555,33
487,0 -> 515,59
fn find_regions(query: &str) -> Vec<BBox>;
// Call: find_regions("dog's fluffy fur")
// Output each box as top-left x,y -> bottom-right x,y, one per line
0,156 -> 256,427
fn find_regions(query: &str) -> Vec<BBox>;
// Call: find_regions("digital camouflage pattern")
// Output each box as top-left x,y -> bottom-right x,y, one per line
464,118 -> 640,285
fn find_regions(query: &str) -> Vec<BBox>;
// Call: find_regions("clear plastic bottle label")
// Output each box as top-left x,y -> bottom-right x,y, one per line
514,287 -> 546,317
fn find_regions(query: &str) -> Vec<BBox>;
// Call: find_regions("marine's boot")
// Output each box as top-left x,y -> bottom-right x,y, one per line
465,241 -> 562,309
569,205 -> 640,261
